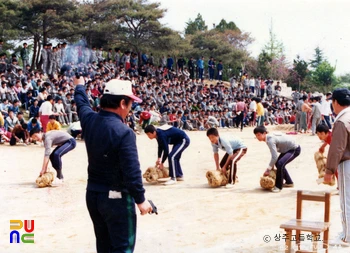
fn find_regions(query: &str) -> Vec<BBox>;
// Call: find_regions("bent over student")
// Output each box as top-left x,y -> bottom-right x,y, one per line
74,77 -> 152,252
145,124 -> 190,185
30,129 -> 76,182
253,126 -> 301,193
206,127 -> 247,188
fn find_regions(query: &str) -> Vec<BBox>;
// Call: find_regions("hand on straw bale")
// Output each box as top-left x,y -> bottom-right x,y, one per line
260,169 -> 276,189
36,172 -> 55,188
143,166 -> 169,183
314,151 -> 335,186
314,151 -> 327,178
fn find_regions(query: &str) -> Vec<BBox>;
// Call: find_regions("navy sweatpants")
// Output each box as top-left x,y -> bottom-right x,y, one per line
49,138 -> 76,179
168,137 -> 190,179
275,145 -> 301,190
86,191 -> 136,253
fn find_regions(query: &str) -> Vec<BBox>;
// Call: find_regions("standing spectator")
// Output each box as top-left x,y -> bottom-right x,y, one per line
39,95 -> 55,132
260,77 -> 266,98
249,97 -> 257,127
208,57 -> 215,80
20,43 -> 30,69
324,88 -> 350,247
321,92 -> 333,129
188,57 -> 195,80
177,55 -> 186,74
235,97 -> 246,131
294,96 -> 304,132
310,96 -> 322,135
255,76 -> 261,97
159,55 -> 166,67
300,96 -> 312,133
256,98 -> 265,126
46,43 -> 53,75
217,60 -> 223,81
197,56 -> 204,80
114,48 -> 121,67
41,44 -> 48,74
74,77 -> 152,252
166,55 -> 174,70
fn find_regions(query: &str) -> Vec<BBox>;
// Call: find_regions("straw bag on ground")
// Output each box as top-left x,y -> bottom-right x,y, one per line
260,169 -> 276,189
206,170 -> 228,187
143,166 -> 169,183
36,171 -> 55,188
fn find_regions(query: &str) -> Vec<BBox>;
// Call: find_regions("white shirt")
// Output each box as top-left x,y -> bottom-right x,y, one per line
249,101 -> 257,112
39,101 -> 54,115
320,99 -> 332,116
54,103 -> 65,114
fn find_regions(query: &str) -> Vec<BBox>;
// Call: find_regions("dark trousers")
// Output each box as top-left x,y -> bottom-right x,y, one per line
10,131 -> 25,146
322,115 -> 332,129
86,191 -> 136,253
260,89 -> 265,98
168,137 -> 190,179
71,130 -> 82,139
275,146 -> 301,190
198,68 -> 204,79
141,119 -> 150,129
209,68 -> 214,79
49,138 -> 76,179
236,112 -> 244,130
220,148 -> 247,184
189,69 -> 194,79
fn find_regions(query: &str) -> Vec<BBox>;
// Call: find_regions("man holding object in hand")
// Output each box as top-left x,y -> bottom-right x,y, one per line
74,76 -> 152,252
325,88 -> 350,247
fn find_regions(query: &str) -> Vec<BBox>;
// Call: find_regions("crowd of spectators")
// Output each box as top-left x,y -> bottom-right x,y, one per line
0,41 -> 328,146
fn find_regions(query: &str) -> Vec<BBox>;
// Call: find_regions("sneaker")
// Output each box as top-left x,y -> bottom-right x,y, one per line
176,177 -> 184,181
163,179 -> 176,185
283,183 -> 294,188
271,187 -> 281,193
51,178 -> 64,186
329,235 -> 350,247
225,183 -> 234,189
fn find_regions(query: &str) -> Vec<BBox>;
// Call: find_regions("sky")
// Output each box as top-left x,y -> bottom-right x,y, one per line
149,0 -> 350,76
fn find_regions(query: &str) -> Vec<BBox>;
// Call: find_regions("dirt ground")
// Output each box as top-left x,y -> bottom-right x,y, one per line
0,125 -> 348,253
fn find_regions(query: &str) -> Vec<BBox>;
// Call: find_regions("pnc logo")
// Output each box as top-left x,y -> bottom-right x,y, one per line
10,220 -> 34,243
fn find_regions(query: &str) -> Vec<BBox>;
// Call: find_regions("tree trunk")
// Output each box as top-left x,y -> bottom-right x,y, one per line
43,16 -> 48,45
32,37 -> 37,69
36,40 -> 42,70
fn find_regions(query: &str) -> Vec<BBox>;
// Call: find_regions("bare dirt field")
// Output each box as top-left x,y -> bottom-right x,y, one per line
0,125 -> 348,253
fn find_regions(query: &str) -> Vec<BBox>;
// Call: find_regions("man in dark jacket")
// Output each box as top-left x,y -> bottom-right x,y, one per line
74,77 -> 152,252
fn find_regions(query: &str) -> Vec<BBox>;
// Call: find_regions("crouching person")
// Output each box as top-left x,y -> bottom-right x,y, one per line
30,128 -> 76,182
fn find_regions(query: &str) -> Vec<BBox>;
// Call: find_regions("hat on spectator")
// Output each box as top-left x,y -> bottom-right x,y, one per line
332,88 -> 350,103
103,79 -> 142,103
